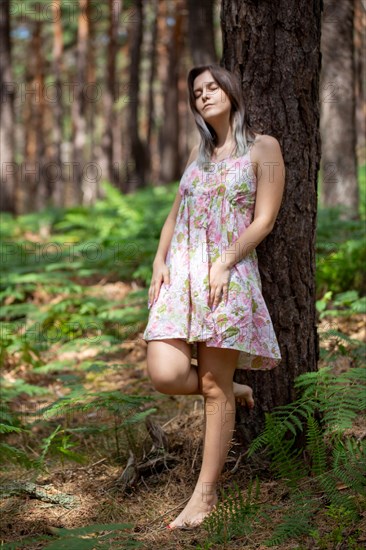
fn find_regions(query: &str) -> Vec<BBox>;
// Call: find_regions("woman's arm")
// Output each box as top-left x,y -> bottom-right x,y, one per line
221,135 -> 285,268
153,144 -> 199,265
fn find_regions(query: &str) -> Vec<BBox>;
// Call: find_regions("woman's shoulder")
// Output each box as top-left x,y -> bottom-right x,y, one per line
252,133 -> 281,148
250,133 -> 283,162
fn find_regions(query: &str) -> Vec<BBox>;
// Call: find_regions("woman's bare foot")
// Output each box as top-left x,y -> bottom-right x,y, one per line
167,488 -> 218,529
233,382 -> 255,408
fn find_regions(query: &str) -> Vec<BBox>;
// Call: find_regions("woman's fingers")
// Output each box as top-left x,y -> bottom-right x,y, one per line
148,270 -> 169,308
210,286 -> 222,310
209,283 -> 229,310
223,283 -> 229,305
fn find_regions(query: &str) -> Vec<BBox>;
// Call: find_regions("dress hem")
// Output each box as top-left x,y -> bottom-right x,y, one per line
142,334 -> 281,369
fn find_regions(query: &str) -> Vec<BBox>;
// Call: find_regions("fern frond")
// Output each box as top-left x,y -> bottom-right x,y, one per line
306,416 -> 327,475
332,438 -> 366,498
317,470 -> 356,512
263,415 -> 307,485
265,489 -> 317,547
0,423 -> 23,434
202,479 -> 261,542
36,391 -> 156,421
0,442 -> 33,467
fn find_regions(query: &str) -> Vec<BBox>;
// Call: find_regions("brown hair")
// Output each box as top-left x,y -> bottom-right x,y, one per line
187,64 -> 259,167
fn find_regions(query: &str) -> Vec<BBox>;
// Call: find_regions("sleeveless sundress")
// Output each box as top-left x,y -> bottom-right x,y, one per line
142,148 -> 282,370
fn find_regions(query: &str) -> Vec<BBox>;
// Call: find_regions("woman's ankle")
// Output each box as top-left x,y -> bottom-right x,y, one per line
193,481 -> 218,503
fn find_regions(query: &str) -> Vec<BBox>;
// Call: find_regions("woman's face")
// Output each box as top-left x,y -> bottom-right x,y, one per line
193,70 -> 231,121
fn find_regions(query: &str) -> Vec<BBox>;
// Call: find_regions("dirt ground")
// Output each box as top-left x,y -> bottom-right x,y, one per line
1,283 -> 365,549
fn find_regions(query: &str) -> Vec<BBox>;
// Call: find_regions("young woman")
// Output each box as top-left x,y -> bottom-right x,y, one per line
142,64 -> 285,530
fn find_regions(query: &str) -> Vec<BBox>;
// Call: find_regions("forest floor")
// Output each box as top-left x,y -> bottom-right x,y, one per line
1,279 -> 365,549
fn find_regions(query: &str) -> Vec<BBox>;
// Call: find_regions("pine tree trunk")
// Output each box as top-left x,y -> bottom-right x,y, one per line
0,0 -> 16,213
187,0 -> 217,65
320,0 -> 359,218
102,0 -> 123,188
71,0 -> 89,205
125,0 -> 146,191
82,0 -> 97,205
52,0 -> 64,208
146,0 -> 158,156
354,0 -> 365,166
221,0 -> 322,443
23,20 -> 46,213
159,1 -> 184,184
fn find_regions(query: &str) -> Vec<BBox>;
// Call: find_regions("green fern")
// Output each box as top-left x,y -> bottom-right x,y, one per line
0,442 -> 33,467
265,489 -> 318,546
199,478 -> 261,545
306,416 -> 327,476
36,390 -> 157,422
263,414 -> 307,486
1,522 -> 142,549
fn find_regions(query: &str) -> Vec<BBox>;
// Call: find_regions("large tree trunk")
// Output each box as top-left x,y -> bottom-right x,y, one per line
0,0 -> 16,213
320,0 -> 359,218
221,0 -> 322,443
187,0 -> 217,65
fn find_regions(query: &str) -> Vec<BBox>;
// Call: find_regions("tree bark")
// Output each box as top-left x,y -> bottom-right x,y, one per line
71,0 -> 90,205
51,0 -> 65,208
101,0 -> 123,188
125,0 -> 147,192
159,1 -> 185,184
221,0 -> 322,443
354,0 -> 365,167
23,19 -> 46,213
0,0 -> 16,213
146,0 -> 158,156
187,0 -> 217,65
320,0 -> 359,218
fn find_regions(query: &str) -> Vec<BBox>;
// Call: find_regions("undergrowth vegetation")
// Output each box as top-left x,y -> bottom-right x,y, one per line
1,175 -> 365,548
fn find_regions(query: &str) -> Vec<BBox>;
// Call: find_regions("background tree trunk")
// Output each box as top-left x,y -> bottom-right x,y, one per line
320,0 -> 359,218
101,0 -> 123,188
159,0 -> 185,184
23,19 -> 46,213
125,0 -> 146,192
71,0 -> 90,205
0,0 -> 16,213
51,0 -> 64,208
146,0 -> 158,161
354,0 -> 365,167
187,0 -> 217,65
221,0 -> 322,443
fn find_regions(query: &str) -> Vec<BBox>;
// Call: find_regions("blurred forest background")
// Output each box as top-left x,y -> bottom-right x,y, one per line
0,0 -> 365,215
1,1 -> 366,549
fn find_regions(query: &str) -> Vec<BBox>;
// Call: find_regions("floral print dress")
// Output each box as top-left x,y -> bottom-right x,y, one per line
142,149 -> 282,370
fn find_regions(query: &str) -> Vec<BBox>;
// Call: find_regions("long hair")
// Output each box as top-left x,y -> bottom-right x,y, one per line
187,64 -> 259,168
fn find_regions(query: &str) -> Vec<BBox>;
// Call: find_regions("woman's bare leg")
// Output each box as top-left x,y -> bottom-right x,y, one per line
146,339 -> 254,406
146,339 -> 201,395
168,343 -> 241,529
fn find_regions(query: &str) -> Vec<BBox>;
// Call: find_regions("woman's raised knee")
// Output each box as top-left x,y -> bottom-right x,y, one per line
149,367 -> 182,394
146,339 -> 192,394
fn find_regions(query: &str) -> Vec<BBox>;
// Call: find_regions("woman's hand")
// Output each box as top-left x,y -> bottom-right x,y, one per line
148,258 -> 170,308
208,259 -> 231,311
